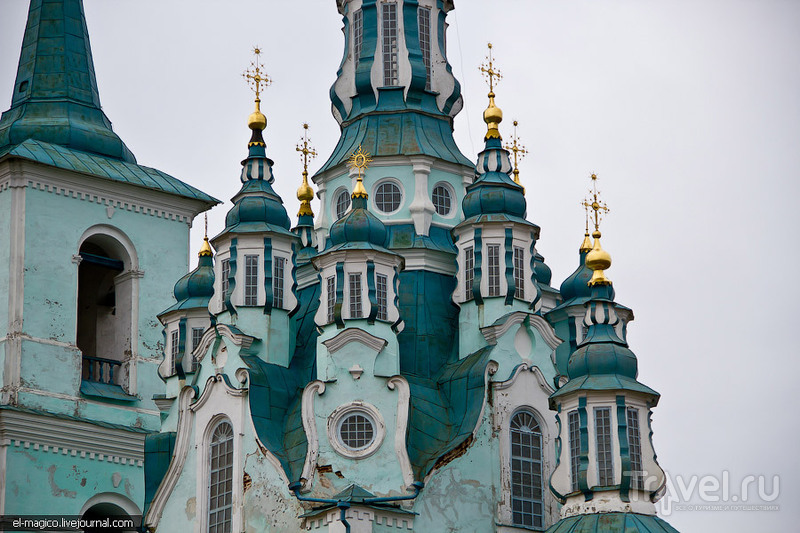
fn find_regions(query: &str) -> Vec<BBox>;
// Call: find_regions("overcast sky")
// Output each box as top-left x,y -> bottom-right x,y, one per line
1,1 -> 797,531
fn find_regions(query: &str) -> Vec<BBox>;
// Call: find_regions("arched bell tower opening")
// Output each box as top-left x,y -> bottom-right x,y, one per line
76,227 -> 138,392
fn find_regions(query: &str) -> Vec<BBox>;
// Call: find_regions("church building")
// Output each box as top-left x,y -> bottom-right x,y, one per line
0,1 -> 680,532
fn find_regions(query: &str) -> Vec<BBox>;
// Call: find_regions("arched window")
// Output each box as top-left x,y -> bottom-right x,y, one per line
431,184 -> 452,216
77,232 -> 134,389
510,410 -> 544,528
374,181 -> 402,213
208,421 -> 234,533
335,190 -> 351,220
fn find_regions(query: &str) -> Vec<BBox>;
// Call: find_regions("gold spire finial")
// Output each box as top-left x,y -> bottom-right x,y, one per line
579,201 -> 592,253
581,174 -> 612,285
479,43 -> 503,140
347,145 -> 372,199
296,123 -> 317,217
504,120 -> 528,188
243,46 -> 272,132
199,213 -> 213,257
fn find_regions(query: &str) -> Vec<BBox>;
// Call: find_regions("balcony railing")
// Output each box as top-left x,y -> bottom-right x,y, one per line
82,355 -> 122,385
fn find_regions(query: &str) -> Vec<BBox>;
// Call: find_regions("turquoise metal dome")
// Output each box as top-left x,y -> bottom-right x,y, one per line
462,138 -> 526,219
328,196 -> 388,248
560,250 -> 593,301
224,180 -> 291,233
546,512 -> 679,533
159,253 -> 215,316
533,252 -> 553,286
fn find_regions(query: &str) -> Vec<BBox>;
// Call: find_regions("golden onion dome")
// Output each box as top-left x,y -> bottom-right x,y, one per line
297,178 -> 314,203
198,236 -> 213,257
586,230 -> 612,286
579,232 -> 593,253
248,110 -> 267,130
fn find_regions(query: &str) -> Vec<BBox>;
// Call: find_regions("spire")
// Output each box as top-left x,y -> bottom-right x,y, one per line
199,213 -> 213,257
295,123 -> 317,218
505,120 -> 528,188
582,174 -> 612,286
479,43 -> 503,141
242,46 -> 271,155
0,0 -> 135,162
579,206 -> 593,253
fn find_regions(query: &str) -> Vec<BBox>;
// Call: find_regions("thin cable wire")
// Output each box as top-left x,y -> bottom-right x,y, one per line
452,9 -> 476,157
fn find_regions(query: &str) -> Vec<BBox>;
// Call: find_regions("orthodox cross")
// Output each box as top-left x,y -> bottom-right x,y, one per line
505,120 -> 528,186
479,43 -> 502,92
582,174 -> 610,231
243,46 -> 272,101
296,123 -> 317,179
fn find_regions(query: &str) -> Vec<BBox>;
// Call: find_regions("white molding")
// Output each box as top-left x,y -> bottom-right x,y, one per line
190,374 -> 247,413
387,376 -> 414,489
322,327 -> 388,355
80,492 -> 141,517
0,408 -> 147,467
327,401 -> 386,460
144,386 -> 197,530
14,387 -> 159,416
399,248 -> 456,275
0,159 -> 211,224
300,380 -> 326,491
480,312 -> 562,352
408,157 -> 434,236
4,161 -> 26,401
493,363 -> 556,395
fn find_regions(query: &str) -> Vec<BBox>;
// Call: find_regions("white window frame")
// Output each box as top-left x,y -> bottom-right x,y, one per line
273,256 -> 285,309
514,246 -> 525,300
594,407 -> 614,487
418,6 -> 432,91
627,407 -> 643,490
464,246 -> 474,301
382,2 -> 399,86
244,255 -> 258,306
169,330 -> 179,376
509,410 -> 545,529
373,179 -> 403,214
376,273 -> 388,321
191,327 -> 204,371
349,273 -> 363,319
487,243 -> 501,297
220,259 -> 230,302
431,182 -> 454,217
335,188 -> 351,220
207,419 -> 234,533
353,9 -> 364,69
327,402 -> 386,459
568,410 -> 581,493
326,275 -> 336,324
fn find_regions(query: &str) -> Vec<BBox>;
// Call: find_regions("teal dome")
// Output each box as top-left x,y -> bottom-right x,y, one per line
224,180 -> 291,232
329,196 -> 388,248
568,335 -> 638,381
546,512 -> 679,533
560,251 -> 593,301
533,252 -> 552,286
462,138 -> 526,219
159,254 -> 215,317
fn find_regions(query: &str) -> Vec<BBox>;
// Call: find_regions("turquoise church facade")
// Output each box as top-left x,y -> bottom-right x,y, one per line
0,1 -> 681,532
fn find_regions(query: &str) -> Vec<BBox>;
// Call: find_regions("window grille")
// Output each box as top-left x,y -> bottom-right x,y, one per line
464,247 -> 474,301
418,7 -> 432,90
382,3 -> 398,86
569,410 -> 581,492
191,327 -> 204,371
170,330 -> 179,376
375,182 -> 402,213
514,246 -> 525,299
326,276 -> 336,324
595,407 -> 614,486
376,273 -> 388,320
221,259 -> 230,301
353,9 -> 363,69
627,408 -> 643,489
208,421 -> 234,533
273,257 -> 285,309
349,273 -> 363,319
339,413 -> 375,451
336,190 -> 351,220
244,255 -> 258,306
510,411 -> 544,528
432,185 -> 452,216
487,244 -> 501,296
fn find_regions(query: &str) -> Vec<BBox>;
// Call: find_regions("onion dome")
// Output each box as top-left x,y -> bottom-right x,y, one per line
550,251 -> 658,405
328,195 -> 388,248
293,124 -> 319,263
532,252 -> 553,286
586,230 -> 612,286
462,47 -> 526,220
221,103 -> 291,234
559,232 -> 594,301
160,240 -> 215,315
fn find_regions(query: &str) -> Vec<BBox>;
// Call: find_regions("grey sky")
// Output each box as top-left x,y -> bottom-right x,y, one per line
1,1 -> 797,531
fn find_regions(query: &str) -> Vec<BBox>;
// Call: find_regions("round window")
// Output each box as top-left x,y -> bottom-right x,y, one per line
432,184 -> 452,216
374,181 -> 402,213
338,413 -> 375,451
335,190 -> 351,220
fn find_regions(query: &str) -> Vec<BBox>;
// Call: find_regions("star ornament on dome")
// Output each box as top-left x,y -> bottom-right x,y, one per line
348,145 -> 373,179
296,123 -> 318,176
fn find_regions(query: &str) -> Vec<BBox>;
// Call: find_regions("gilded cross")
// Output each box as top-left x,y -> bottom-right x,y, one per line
296,123 -> 318,179
582,174 -> 610,231
243,46 -> 272,101
479,43 -> 502,92
505,120 -> 528,186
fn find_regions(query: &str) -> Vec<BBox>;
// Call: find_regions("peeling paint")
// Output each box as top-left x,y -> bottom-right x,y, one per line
47,465 -> 77,498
